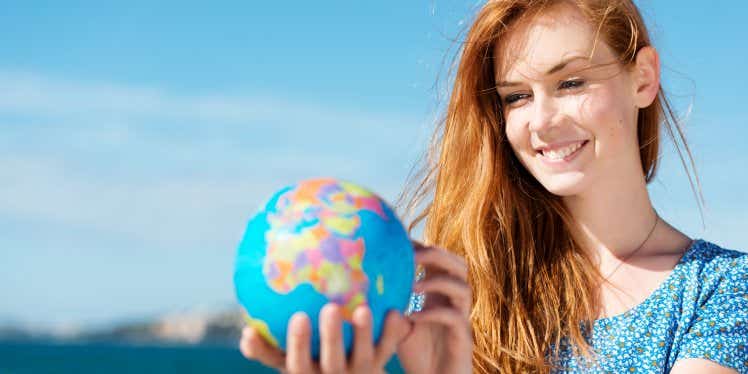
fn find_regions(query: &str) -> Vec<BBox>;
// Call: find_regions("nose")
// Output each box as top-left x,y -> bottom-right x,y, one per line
528,93 -> 560,133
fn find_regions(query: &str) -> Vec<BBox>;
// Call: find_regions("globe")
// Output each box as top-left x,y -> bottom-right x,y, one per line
234,178 -> 415,359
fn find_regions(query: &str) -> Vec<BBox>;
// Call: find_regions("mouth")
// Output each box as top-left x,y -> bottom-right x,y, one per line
536,140 -> 589,162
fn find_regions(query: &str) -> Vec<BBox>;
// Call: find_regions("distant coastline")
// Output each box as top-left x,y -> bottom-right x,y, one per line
0,307 -> 245,348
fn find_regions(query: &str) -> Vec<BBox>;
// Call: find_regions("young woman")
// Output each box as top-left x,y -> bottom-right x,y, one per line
240,0 -> 748,372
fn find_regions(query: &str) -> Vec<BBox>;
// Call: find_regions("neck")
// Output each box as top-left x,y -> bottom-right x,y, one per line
562,170 -> 657,268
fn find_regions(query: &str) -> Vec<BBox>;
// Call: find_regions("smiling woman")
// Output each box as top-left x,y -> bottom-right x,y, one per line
238,0 -> 748,373
395,0 -> 748,373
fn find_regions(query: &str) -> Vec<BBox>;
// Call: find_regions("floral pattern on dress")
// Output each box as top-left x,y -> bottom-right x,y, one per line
550,239 -> 748,373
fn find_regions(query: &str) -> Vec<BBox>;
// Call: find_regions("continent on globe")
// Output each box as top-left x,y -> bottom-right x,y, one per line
262,179 -> 389,320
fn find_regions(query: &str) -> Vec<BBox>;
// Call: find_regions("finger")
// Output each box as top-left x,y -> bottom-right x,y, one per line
286,312 -> 316,374
349,305 -> 375,372
409,307 -> 471,339
373,310 -> 412,367
413,245 -> 468,282
319,303 -> 346,373
413,275 -> 472,317
239,326 -> 286,370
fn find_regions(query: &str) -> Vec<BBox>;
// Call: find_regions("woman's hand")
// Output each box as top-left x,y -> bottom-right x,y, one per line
396,241 -> 473,374
239,302 -> 411,373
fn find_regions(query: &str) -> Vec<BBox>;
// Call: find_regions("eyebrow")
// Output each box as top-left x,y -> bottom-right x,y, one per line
495,55 -> 589,88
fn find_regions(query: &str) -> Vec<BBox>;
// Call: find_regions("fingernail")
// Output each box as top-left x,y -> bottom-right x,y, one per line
354,304 -> 370,316
322,302 -> 341,316
353,305 -> 371,325
290,311 -> 309,327
246,327 -> 260,342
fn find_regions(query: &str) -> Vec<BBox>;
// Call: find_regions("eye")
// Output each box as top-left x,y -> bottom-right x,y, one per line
559,79 -> 585,90
503,93 -> 530,105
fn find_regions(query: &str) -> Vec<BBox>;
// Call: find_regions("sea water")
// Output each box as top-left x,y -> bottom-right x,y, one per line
0,342 -> 404,373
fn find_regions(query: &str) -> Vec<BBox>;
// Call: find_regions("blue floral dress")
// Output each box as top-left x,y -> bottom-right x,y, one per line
550,239 -> 748,373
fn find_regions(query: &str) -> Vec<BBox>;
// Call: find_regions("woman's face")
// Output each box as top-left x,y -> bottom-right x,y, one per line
494,3 -> 644,197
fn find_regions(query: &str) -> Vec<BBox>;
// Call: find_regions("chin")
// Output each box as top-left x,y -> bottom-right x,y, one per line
536,173 -> 589,197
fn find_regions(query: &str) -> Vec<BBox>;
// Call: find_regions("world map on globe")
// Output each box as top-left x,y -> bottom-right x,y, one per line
263,179 -> 387,320
234,178 -> 415,355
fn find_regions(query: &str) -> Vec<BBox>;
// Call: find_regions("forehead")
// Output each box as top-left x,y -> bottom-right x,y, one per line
494,3 -> 611,81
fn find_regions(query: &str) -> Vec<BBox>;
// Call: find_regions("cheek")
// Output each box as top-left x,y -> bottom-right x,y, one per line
578,86 -> 633,151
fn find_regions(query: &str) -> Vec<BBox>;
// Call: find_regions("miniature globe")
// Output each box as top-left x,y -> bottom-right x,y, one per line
234,178 -> 415,358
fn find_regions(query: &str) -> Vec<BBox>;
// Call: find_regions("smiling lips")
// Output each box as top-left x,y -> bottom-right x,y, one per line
536,140 -> 589,161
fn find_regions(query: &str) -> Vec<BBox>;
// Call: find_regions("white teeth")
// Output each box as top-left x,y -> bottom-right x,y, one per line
542,141 -> 584,160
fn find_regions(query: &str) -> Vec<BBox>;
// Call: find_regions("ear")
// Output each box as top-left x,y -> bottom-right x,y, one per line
630,46 -> 660,108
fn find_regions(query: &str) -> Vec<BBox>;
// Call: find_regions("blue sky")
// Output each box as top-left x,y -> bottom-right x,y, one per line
1,1 -> 746,331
